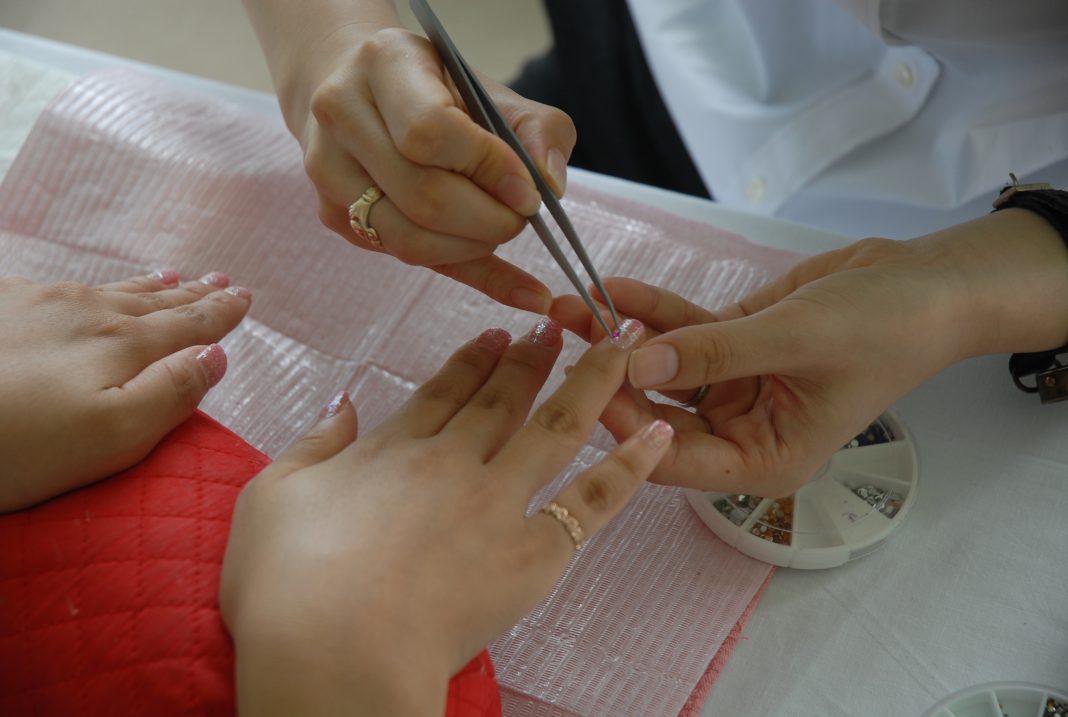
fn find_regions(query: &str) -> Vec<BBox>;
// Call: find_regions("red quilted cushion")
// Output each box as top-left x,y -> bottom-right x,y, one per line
0,411 -> 500,716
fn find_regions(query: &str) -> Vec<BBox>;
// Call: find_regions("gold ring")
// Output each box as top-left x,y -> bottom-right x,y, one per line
348,185 -> 385,247
680,384 -> 711,408
540,501 -> 585,551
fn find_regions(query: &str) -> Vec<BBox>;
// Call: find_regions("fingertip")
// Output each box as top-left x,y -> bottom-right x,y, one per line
544,147 -> 567,197
195,344 -> 228,388
627,342 -> 678,388
509,285 -> 552,314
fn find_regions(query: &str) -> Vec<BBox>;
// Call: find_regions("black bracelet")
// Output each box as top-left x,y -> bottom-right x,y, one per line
992,175 -> 1068,403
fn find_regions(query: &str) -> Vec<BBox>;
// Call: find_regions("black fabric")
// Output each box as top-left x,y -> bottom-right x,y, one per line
510,0 -> 710,198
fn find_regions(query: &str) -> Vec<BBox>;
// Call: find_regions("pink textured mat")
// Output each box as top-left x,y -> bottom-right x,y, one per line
0,70 -> 800,716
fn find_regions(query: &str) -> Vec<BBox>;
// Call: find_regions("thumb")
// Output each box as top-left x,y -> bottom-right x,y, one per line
501,91 -> 576,198
627,308 -> 811,390
269,391 -> 359,477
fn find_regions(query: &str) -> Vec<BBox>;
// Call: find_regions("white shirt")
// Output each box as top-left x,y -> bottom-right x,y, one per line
626,0 -> 1068,239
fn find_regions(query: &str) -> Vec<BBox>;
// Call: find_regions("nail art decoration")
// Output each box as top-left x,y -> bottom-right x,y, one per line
609,319 -> 643,350
525,318 -> 562,347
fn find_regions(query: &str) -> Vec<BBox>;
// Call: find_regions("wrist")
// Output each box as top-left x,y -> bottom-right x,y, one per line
918,208 -> 1068,360
230,605 -> 448,717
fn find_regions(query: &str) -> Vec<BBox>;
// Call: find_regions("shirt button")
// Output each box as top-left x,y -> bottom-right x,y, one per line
894,62 -> 914,89
745,176 -> 767,204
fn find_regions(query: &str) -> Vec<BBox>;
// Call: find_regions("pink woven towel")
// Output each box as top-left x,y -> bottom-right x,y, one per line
0,69 -> 801,716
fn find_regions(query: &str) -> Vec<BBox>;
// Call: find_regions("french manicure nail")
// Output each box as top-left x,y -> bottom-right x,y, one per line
638,419 -> 674,450
476,328 -> 512,353
546,148 -> 567,195
609,319 -> 643,350
151,269 -> 180,286
318,390 -> 350,420
628,343 -> 678,387
525,317 -> 562,347
196,344 -> 227,388
199,272 -> 230,288
224,286 -> 252,300
497,173 -> 542,216
510,286 -> 550,314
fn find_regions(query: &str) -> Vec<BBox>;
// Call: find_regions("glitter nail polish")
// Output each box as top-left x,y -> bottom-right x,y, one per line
318,390 -> 349,420
609,319 -> 643,350
525,318 -> 562,347
224,286 -> 252,300
476,328 -> 512,353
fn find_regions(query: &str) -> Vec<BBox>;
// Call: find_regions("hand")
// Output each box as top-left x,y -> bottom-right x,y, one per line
0,270 -> 251,512
291,24 -> 575,312
551,210 -> 1068,498
219,318 -> 671,716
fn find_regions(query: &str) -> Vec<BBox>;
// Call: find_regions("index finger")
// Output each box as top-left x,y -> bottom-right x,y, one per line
492,319 -> 644,493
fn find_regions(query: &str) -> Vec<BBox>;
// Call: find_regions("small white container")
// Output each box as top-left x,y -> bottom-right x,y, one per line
685,411 -> 918,569
923,682 -> 1068,717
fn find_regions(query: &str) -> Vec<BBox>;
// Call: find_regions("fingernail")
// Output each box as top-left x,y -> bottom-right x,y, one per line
609,318 -> 643,350
196,344 -> 227,388
318,390 -> 349,420
638,419 -> 674,450
496,173 -> 542,216
199,272 -> 230,288
224,286 -> 252,300
629,343 -> 678,387
151,269 -> 180,286
546,148 -> 567,196
475,328 -> 511,353
525,317 -> 562,347
510,286 -> 551,314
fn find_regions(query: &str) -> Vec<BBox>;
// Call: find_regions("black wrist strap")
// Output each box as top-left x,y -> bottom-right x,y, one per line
992,177 -> 1068,403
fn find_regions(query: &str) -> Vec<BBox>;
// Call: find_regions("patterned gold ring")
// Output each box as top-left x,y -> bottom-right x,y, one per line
540,501 -> 585,551
348,185 -> 385,248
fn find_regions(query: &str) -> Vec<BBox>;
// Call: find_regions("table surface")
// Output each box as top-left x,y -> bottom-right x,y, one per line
2,27 -> 1065,717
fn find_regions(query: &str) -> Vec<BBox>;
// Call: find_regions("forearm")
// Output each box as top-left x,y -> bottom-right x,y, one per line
241,0 -> 402,135
919,208 -> 1068,359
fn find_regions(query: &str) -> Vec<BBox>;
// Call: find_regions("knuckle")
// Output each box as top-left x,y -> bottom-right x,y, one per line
414,375 -> 470,413
309,81 -> 346,128
577,473 -> 615,514
172,303 -> 210,325
531,398 -> 583,442
697,333 -> 732,381
135,292 -> 169,310
161,358 -> 203,410
39,280 -> 92,304
472,387 -> 518,416
92,314 -> 143,341
396,108 -> 450,165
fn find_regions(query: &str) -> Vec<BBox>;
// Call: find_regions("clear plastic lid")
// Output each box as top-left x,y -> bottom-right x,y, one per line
923,682 -> 1068,717
685,411 -> 919,569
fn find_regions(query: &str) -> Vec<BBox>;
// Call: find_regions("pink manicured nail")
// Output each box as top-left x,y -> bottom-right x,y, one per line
609,319 -> 643,350
318,390 -> 350,420
637,419 -> 674,450
525,318 -> 562,347
151,269 -> 180,286
196,344 -> 227,387
198,272 -> 230,288
628,343 -> 678,387
476,328 -> 512,353
224,286 -> 252,300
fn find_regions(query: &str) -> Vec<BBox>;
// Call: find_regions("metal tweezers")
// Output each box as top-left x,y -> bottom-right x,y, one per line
410,0 -> 623,338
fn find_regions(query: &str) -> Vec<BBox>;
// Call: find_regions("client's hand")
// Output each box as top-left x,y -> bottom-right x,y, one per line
219,318 -> 670,717
0,270 -> 251,512
552,210 -> 1068,498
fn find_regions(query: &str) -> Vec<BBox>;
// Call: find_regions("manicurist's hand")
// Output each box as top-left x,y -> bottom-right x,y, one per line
219,317 -> 672,717
0,270 -> 251,512
552,209 -> 1068,498
243,0 -> 576,313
